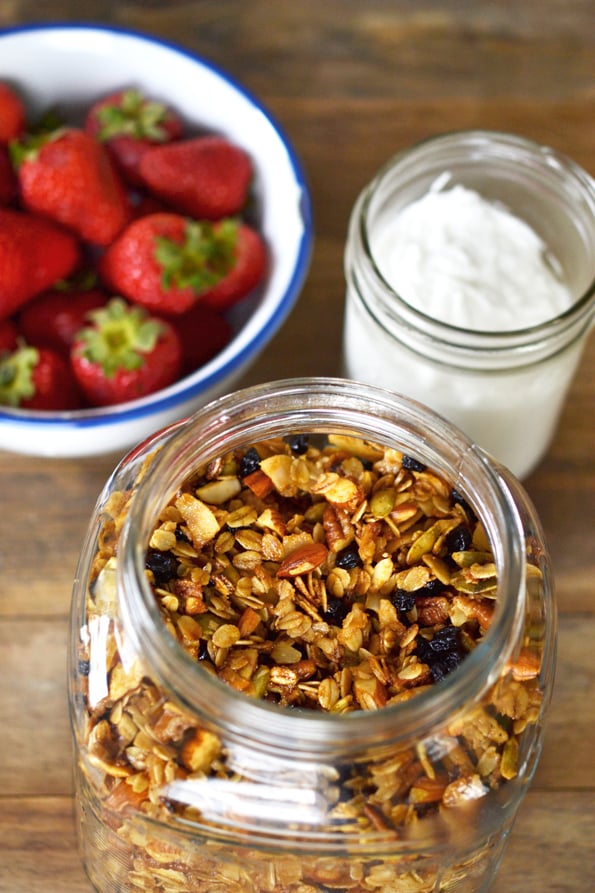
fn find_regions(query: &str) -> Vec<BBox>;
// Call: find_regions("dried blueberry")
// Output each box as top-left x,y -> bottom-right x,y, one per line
175,526 -> 192,545
390,589 -> 416,615
415,626 -> 465,682
421,578 -> 444,597
145,549 -> 178,587
444,524 -> 472,554
451,488 -> 476,520
414,636 -> 435,664
402,454 -> 426,472
197,640 -> 210,661
286,434 -> 309,454
429,650 -> 464,682
428,626 -> 460,652
322,596 -> 350,625
78,659 -> 90,676
239,447 -> 261,478
335,543 -> 363,569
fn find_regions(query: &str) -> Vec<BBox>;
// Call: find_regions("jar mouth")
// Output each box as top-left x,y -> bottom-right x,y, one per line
355,128 -> 595,347
119,377 -> 528,757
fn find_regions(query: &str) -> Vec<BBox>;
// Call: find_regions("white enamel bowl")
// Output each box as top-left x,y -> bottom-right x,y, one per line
0,23 -> 312,458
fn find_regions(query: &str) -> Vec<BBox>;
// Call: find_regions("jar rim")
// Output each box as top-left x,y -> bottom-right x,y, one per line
354,128 -> 595,348
119,377 -> 528,756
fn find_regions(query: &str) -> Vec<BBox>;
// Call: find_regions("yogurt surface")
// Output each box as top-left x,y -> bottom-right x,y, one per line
372,185 -> 573,331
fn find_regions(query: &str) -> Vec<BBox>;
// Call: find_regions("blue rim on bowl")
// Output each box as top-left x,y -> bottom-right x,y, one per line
0,22 -> 313,451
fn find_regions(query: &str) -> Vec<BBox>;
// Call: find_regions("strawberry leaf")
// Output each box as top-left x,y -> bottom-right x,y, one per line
96,89 -> 172,142
155,219 -> 238,294
0,345 -> 38,406
53,269 -> 99,292
75,297 -> 164,378
9,126 -> 68,167
31,106 -> 66,135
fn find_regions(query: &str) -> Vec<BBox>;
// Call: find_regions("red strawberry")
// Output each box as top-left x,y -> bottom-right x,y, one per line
99,213 -> 195,314
0,208 -> 80,321
0,145 -> 17,205
0,82 -> 26,144
0,318 -> 18,354
0,344 -> 82,410
198,222 -> 267,312
13,127 -> 132,246
18,286 -> 108,356
169,303 -> 233,376
138,136 -> 252,219
129,191 -> 173,220
71,297 -> 182,406
85,89 -> 183,187
100,213 -> 266,316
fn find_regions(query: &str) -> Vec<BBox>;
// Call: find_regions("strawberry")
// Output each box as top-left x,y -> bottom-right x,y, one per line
0,318 -> 18,355
18,285 -> 107,356
197,222 -> 267,312
100,213 -> 266,316
0,145 -> 17,205
99,213 -> 195,315
138,136 -> 252,219
0,81 -> 26,144
13,127 -> 132,246
169,302 -> 233,376
0,208 -> 80,321
85,89 -> 183,187
129,191 -> 173,220
0,344 -> 82,410
71,297 -> 182,406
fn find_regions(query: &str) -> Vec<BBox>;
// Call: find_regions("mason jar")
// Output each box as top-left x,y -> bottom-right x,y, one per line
69,377 -> 556,893
343,130 -> 595,479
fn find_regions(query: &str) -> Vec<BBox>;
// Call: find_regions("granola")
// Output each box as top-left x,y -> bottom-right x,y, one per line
141,434 -> 530,711
74,433 -> 547,893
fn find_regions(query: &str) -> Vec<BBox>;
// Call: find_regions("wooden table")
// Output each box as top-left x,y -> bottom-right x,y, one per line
1,3 -> 593,891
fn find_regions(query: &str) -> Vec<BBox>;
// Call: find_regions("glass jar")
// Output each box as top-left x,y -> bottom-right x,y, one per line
343,130 -> 595,479
69,377 -> 556,893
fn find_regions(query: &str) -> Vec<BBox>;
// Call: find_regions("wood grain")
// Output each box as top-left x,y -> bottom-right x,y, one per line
0,2 -> 593,891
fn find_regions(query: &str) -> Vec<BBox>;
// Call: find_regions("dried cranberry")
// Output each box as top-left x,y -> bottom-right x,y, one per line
335,543 -> 362,569
145,549 -> 178,587
239,447 -> 261,478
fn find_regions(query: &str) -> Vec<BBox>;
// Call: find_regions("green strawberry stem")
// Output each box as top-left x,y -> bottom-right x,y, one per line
96,90 -> 172,142
76,297 -> 164,378
155,219 -> 238,293
0,345 -> 38,406
53,269 -> 99,292
9,126 -> 69,167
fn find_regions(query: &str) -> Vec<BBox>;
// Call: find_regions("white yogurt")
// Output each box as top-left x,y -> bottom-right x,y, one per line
343,294 -> 584,479
343,134 -> 595,480
373,185 -> 573,331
